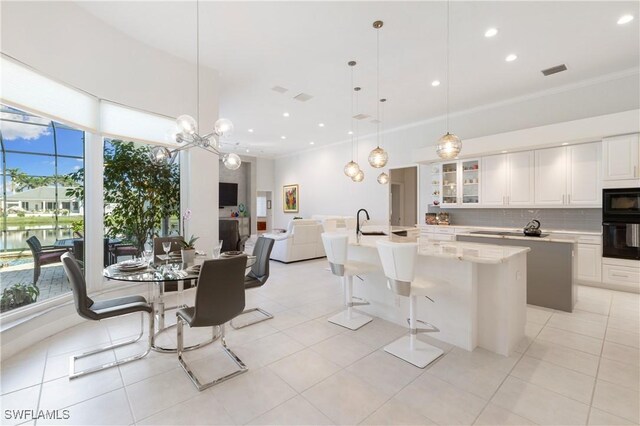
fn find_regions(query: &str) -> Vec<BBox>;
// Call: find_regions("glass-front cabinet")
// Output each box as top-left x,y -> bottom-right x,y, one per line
441,161 -> 458,205
437,159 -> 481,207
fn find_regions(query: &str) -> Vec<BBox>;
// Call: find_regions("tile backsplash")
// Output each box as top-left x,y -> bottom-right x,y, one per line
426,207 -> 602,232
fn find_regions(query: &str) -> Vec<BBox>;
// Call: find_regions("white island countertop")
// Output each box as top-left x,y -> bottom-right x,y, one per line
351,235 -> 530,264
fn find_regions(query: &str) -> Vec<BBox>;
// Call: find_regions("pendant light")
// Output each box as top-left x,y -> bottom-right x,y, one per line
150,0 -> 240,170
436,1 -> 462,159
344,61 -> 361,178
368,20 -> 389,169
376,98 -> 389,185
352,86 -> 364,182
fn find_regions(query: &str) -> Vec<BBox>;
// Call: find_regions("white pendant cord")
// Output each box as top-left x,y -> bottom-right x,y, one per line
376,28 -> 381,149
196,0 -> 200,127
355,87 -> 360,162
446,0 -> 450,133
350,64 -> 355,162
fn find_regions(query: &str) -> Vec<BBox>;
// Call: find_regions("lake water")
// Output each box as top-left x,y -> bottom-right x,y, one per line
1,226 -> 74,252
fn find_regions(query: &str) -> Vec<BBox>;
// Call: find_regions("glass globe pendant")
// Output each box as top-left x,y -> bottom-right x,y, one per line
377,172 -> 389,184
222,153 -> 242,170
148,146 -> 172,165
176,114 -> 197,135
436,132 -> 462,159
344,161 -> 360,178
368,146 -> 388,168
352,169 -> 365,182
214,118 -> 234,136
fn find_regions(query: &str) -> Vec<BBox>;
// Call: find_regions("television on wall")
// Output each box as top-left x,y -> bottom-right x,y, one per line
219,182 -> 238,206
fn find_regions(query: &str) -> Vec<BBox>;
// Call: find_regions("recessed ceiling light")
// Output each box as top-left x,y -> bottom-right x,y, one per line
485,28 -> 498,38
245,149 -> 250,153
561,142 -> 569,146
505,54 -> 518,62
318,123 -> 325,127
431,80 -> 441,87
618,14 -> 634,25
283,112 -> 290,117
281,136 -> 286,140
348,131 -> 353,135
309,141 -> 315,145
501,150 -> 508,153
248,129 -> 254,133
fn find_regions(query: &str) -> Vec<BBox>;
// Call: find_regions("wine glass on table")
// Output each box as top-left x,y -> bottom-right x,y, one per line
212,240 -> 223,259
162,241 -> 171,264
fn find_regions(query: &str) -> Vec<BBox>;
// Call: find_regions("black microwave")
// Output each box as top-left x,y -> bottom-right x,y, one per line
603,188 -> 640,223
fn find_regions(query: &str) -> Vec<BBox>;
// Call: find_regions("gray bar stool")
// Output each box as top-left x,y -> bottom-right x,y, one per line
376,240 -> 445,368
321,233 -> 376,330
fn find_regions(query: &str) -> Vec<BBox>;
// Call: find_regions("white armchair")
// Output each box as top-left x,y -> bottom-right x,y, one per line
264,219 -> 326,263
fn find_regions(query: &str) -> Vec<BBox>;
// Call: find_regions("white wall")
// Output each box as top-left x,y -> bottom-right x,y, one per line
273,72 -> 640,228
256,157 -> 275,192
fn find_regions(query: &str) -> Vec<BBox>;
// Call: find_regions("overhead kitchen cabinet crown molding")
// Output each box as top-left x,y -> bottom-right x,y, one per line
414,109 -> 640,164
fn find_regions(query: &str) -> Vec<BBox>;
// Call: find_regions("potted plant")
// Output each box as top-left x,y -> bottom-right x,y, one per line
0,283 -> 40,312
181,235 -> 199,264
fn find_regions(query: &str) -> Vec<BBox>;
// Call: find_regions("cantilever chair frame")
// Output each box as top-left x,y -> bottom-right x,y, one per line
61,252 -> 156,380
176,256 -> 249,391
230,237 -> 275,330
70,311 -> 155,379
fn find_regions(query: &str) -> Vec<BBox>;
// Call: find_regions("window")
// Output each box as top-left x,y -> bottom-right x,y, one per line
102,139 -> 180,258
0,105 -> 85,313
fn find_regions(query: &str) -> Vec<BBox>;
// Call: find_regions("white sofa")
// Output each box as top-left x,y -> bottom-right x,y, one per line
264,219 -> 326,263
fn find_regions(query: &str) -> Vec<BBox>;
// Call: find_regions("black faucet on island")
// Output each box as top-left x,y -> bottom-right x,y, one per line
356,208 -> 370,241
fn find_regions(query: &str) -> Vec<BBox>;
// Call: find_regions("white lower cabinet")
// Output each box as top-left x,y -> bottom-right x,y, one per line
576,243 -> 602,283
602,258 -> 640,292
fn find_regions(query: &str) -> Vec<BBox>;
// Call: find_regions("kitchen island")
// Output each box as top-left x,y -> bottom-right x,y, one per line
457,232 -> 576,312
348,234 -> 529,356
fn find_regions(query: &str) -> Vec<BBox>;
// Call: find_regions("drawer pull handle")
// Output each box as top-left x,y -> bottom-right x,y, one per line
611,273 -> 629,278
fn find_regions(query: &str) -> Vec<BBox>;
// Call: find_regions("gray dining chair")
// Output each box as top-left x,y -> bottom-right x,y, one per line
60,252 -> 155,379
177,255 -> 248,391
231,237 -> 275,329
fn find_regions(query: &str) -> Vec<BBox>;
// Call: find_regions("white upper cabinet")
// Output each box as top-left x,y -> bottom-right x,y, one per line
535,144 -> 601,207
481,155 -> 507,206
507,151 -> 535,206
535,147 -> 567,205
481,152 -> 533,206
567,143 -> 601,206
602,134 -> 639,181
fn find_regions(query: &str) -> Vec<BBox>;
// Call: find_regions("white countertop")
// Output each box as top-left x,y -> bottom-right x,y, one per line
455,232 -> 578,244
419,224 -> 601,236
350,235 -> 530,264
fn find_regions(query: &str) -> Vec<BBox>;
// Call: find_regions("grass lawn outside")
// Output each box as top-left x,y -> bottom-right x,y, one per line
4,216 -> 79,227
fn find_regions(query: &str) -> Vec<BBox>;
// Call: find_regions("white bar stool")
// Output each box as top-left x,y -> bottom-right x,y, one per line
376,239 -> 445,368
322,233 -> 376,330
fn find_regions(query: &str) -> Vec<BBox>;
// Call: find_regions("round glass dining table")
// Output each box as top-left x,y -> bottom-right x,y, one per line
104,254 -> 256,353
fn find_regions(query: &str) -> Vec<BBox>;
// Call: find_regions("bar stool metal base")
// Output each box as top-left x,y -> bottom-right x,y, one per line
328,308 -> 372,330
384,335 -> 443,368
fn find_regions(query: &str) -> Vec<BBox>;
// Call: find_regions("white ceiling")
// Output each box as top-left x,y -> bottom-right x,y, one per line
77,1 -> 639,157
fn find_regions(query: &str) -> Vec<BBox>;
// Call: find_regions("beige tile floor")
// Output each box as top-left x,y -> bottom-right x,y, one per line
1,259 -> 639,425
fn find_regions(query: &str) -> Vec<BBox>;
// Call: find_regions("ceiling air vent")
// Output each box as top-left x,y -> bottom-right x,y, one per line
541,64 -> 567,76
353,113 -> 370,120
271,85 -> 288,94
370,119 -> 381,124
293,93 -> 313,102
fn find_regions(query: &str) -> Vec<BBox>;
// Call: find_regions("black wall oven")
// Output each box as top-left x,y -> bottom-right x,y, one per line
602,188 -> 640,260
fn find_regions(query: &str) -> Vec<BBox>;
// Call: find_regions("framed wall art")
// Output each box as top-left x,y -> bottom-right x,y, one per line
283,184 -> 299,213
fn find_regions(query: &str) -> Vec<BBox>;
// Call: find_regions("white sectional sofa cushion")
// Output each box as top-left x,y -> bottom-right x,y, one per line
264,219 -> 326,263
